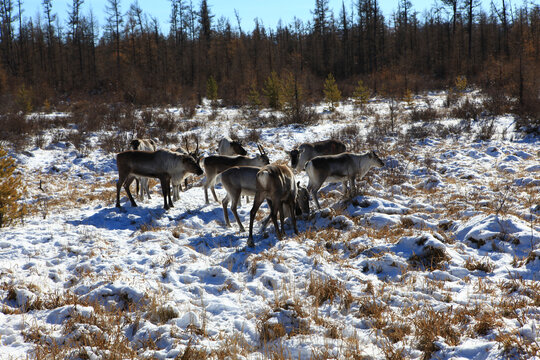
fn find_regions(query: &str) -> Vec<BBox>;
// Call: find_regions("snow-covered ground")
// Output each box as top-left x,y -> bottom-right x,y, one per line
1,94 -> 539,359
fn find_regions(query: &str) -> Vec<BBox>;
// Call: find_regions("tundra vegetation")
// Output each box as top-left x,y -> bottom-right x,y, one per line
0,0 -> 538,358
0,93 -> 539,359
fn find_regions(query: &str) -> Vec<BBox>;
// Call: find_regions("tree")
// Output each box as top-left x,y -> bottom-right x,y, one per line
0,146 -> 25,228
105,0 -> 123,86
199,0 -> 212,45
263,71 -> 282,110
282,71 -> 309,124
206,75 -> 218,108
353,79 -> 370,109
323,73 -> 341,111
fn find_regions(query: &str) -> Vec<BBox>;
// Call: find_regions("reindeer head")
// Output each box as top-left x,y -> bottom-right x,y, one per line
231,140 -> 247,156
184,135 -> 202,164
130,139 -> 141,150
256,144 -> 270,166
295,182 -> 310,216
289,148 -> 300,169
370,151 -> 385,168
184,155 -> 204,176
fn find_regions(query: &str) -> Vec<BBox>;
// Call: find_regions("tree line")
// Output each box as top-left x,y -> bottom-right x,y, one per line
0,0 -> 538,117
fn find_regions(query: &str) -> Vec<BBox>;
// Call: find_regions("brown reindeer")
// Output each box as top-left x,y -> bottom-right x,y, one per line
116,149 -> 203,210
289,139 -> 346,172
219,167 -> 310,233
248,164 -> 299,247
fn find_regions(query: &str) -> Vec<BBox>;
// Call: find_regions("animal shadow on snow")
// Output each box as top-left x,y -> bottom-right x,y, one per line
68,205 -> 168,231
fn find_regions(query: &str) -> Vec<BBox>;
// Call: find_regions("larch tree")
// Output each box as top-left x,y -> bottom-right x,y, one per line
0,146 -> 25,228
323,73 -> 341,111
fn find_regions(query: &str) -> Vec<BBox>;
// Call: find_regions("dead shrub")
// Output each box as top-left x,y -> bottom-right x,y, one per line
464,257 -> 495,273
0,112 -> 33,149
69,101 -> 111,132
406,124 -> 434,140
409,107 -> 440,122
475,118 -> 496,141
65,130 -> 89,153
308,274 -> 353,310
414,308 -> 460,360
357,296 -> 387,328
243,129 -> 261,143
451,98 -> 482,121
258,314 -> 287,343
99,131 -> 130,153
473,311 -> 499,336
483,88 -> 513,116
383,322 -> 412,344
409,245 -> 449,270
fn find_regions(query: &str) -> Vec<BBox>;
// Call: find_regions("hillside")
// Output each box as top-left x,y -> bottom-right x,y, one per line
1,93 -> 539,359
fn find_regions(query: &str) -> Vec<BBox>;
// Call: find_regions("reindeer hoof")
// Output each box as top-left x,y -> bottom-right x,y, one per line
247,238 -> 255,247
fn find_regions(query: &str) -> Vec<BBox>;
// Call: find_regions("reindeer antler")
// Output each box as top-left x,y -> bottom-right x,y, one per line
257,144 -> 266,156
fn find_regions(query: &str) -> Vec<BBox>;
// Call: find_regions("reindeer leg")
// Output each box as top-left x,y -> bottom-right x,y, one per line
166,177 -> 174,208
248,192 -> 265,247
144,178 -> 151,199
211,185 -> 219,203
278,202 -> 286,237
350,176 -> 356,196
203,179 -> 210,204
308,181 -> 323,210
222,194 -> 231,227
289,198 -> 298,235
260,213 -> 271,231
124,176 -> 138,207
267,199 -> 282,240
116,175 -> 125,207
231,191 -> 245,232
159,176 -> 170,210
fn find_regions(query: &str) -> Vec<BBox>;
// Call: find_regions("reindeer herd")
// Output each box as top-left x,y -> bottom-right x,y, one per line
116,137 -> 385,246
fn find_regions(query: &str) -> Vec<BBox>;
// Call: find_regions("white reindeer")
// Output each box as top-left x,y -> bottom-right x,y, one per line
305,151 -> 384,209
129,138 -> 157,200
218,137 -> 247,156
172,136 -> 201,201
201,144 -> 269,204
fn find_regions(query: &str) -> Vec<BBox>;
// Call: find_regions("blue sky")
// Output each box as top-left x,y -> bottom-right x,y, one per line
21,0 -> 468,33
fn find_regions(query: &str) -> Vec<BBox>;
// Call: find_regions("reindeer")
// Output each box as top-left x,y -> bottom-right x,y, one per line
202,144 -> 269,204
248,164 -> 299,247
219,167 -> 310,233
260,183 -> 309,232
116,149 -> 203,210
289,139 -> 346,172
129,138 -> 157,200
218,137 -> 247,156
305,151 -> 384,209
172,136 -> 201,201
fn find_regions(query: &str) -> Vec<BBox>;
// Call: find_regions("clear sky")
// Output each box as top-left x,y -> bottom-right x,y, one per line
20,0 -> 472,33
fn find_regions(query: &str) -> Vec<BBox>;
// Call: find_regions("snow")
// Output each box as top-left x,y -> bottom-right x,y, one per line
1,94 -> 539,359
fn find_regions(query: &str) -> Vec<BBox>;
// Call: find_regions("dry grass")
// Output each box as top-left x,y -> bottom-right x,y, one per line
408,245 -> 449,270
464,257 -> 495,273
414,307 -> 461,360
307,274 -> 354,311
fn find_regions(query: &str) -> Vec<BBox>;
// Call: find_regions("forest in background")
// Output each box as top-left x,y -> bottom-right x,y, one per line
0,0 -> 538,121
